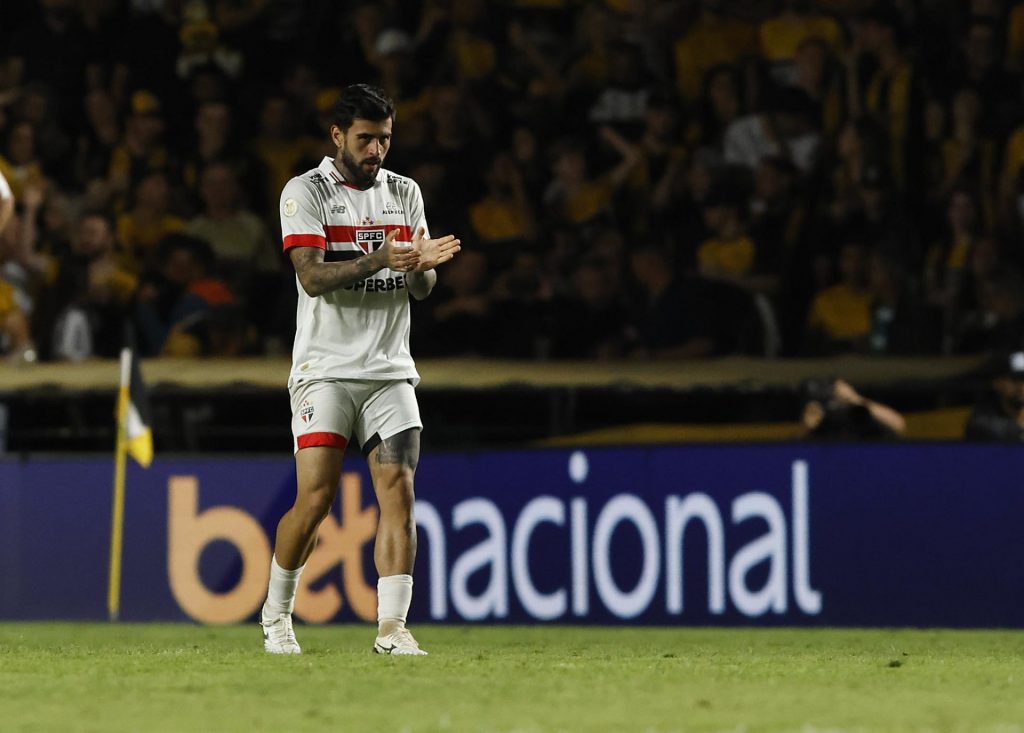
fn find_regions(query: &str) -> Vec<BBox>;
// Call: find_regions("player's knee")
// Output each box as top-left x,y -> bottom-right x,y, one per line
295,487 -> 334,530
378,470 -> 414,508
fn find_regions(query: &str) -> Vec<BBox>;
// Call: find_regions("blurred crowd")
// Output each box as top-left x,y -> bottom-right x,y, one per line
5,0 -> 1024,362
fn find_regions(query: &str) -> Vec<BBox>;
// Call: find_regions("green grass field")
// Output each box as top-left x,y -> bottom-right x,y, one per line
0,624 -> 1021,733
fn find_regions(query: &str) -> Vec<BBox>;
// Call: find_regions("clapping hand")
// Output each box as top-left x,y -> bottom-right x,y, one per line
411,226 -> 461,271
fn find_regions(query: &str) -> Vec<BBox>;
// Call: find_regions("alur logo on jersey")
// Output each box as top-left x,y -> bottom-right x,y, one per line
382,201 -> 404,215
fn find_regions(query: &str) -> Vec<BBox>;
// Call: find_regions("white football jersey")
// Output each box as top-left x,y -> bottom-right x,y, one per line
281,157 -> 428,386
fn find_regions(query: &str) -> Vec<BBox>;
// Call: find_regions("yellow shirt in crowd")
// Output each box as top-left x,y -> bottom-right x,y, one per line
674,14 -> 758,101
470,198 -> 530,244
116,212 -> 185,271
0,280 -> 19,318
807,283 -> 871,341
560,177 -> 615,226
758,14 -> 844,61
697,235 -> 756,277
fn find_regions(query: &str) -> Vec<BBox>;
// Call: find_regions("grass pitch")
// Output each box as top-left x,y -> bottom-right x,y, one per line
0,624 -> 1021,733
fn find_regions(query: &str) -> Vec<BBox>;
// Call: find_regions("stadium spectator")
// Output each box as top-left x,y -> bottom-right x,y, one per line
847,5 -> 922,194
551,258 -> 630,359
185,162 -> 275,276
723,86 -> 822,174
468,152 -> 537,249
587,43 -> 650,136
180,100 -> 264,210
175,2 -> 244,83
489,251 -> 555,358
544,126 -> 639,229
950,17 -> 1018,136
687,64 -> 744,150
16,83 -> 72,183
788,37 -> 846,138
424,85 -> 492,213
76,89 -> 121,189
369,28 -> 430,124
938,89 -> 996,220
106,90 -> 171,208
250,92 -> 322,213
51,211 -> 137,360
758,0 -> 844,87
625,91 -> 688,234
415,248 -> 491,357
824,116 -> 886,222
673,1 -> 758,103
867,248 -> 936,355
924,190 -> 983,326
116,171 -> 185,274
751,155 -> 805,265
964,350 -> 1024,441
697,179 -> 777,295
804,239 -> 871,354
136,234 -> 237,357
956,268 -> 1024,353
627,243 -> 717,359
443,0 -> 499,85
0,120 -> 48,200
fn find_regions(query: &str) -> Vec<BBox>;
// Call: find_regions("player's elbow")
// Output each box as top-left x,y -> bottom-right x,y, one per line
297,273 -> 325,298
408,270 -> 435,300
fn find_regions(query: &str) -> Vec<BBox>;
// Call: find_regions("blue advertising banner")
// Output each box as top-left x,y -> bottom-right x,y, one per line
0,445 -> 1021,626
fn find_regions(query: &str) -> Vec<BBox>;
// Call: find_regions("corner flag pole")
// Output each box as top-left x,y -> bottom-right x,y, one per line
107,348 -> 131,621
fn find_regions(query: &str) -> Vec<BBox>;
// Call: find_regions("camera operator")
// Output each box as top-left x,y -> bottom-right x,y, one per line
800,378 -> 906,440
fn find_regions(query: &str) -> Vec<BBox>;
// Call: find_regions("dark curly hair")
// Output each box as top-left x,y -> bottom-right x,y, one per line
330,84 -> 395,132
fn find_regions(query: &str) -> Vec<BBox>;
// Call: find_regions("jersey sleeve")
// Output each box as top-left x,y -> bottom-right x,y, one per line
280,178 -> 326,252
0,169 -> 11,201
407,180 -> 429,240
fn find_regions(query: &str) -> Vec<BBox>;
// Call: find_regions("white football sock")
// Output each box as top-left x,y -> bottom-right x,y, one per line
377,574 -> 413,632
264,555 -> 304,618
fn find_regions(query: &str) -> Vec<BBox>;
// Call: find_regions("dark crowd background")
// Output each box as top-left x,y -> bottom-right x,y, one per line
3,0 -> 1024,364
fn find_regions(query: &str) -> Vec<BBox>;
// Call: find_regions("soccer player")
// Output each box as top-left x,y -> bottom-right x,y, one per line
260,84 -> 460,656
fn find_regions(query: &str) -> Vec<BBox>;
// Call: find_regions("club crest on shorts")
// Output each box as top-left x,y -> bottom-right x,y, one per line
300,400 -> 314,423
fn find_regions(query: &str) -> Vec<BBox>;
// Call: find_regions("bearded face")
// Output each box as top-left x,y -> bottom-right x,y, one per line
334,118 -> 392,189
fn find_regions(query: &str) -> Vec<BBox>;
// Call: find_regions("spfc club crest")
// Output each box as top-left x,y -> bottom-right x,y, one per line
300,400 -> 314,423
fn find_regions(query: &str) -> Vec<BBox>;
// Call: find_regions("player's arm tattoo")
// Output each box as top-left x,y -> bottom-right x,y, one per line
374,428 -> 420,469
289,246 -> 384,297
406,269 -> 437,300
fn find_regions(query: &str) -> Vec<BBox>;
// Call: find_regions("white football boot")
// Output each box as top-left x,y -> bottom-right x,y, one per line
373,626 -> 428,656
261,606 -> 301,654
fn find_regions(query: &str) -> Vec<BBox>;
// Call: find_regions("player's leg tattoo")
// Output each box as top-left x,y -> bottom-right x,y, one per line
373,428 -> 420,469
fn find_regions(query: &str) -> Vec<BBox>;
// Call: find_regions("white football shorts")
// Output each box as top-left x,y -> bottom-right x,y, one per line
289,378 -> 422,454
